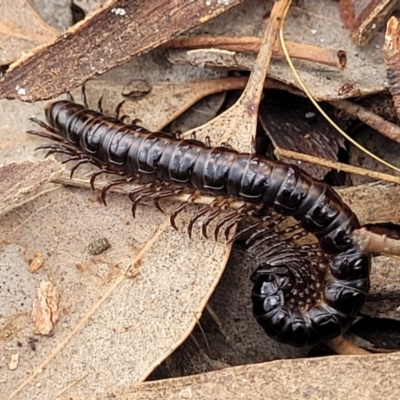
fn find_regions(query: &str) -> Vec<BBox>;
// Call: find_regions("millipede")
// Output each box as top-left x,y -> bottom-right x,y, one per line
28,88 -> 371,347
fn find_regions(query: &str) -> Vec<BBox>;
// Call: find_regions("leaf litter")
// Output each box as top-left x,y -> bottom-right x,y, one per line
1,0 -> 400,399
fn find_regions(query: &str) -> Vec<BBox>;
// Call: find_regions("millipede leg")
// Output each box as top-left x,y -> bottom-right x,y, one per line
29,117 -> 59,135
200,198 -> 229,239
66,91 -> 74,101
224,214 -> 248,240
152,188 -> 184,213
245,214 -> 286,244
89,167 -> 125,190
97,96 -> 103,113
100,176 -> 135,205
114,100 -> 125,119
169,193 -> 198,230
231,219 -> 264,242
36,144 -> 81,159
175,130 -> 182,139
69,158 -> 92,178
129,186 -> 158,218
28,129 -> 64,143
81,85 -> 88,108
187,205 -> 214,239
222,204 -> 262,242
213,204 -> 255,241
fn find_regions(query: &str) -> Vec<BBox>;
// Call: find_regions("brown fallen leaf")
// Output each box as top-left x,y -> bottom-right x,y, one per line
259,92 -> 344,179
0,0 -> 58,65
32,280 -> 60,335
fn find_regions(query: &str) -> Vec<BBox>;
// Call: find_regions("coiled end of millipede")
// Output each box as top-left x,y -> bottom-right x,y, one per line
246,211 -> 371,347
251,246 -> 370,347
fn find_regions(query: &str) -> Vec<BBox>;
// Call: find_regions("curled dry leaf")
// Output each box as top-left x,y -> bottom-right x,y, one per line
32,280 -> 60,335
350,0 -> 399,46
1,185 -> 230,398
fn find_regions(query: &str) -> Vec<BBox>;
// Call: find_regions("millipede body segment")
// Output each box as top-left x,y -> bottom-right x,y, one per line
28,96 -> 371,347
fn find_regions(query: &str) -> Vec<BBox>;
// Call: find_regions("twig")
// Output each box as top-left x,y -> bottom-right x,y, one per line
162,36 -> 346,69
328,99 -> 400,144
274,148 -> 400,185
278,4 -> 400,174
352,227 -> 400,256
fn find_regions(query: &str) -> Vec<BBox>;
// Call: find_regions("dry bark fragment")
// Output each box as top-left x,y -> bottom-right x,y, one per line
383,16 -> 400,119
351,0 -> 399,45
32,280 -> 60,335
0,0 -> 245,101
29,251 -> 44,273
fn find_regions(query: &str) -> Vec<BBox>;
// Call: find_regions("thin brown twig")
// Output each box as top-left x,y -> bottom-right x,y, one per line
162,36 -> 346,69
274,148 -> 400,185
328,99 -> 400,144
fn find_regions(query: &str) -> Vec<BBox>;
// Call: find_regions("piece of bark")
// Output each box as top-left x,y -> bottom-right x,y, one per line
0,0 -> 245,101
32,280 -> 60,335
351,0 -> 399,46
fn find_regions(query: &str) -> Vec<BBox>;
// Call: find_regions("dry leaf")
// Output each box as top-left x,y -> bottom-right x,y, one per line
0,0 -> 58,65
259,92 -> 344,179
87,352 -> 400,400
32,280 -> 60,335
0,159 -> 64,217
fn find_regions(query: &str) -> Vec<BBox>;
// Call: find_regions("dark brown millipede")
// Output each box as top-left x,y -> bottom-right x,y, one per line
28,89 -> 371,347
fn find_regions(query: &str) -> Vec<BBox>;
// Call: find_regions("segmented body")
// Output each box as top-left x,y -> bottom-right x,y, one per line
29,98 -> 371,347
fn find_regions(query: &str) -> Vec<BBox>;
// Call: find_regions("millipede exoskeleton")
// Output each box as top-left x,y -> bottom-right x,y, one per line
28,88 -> 371,347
